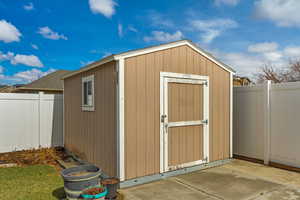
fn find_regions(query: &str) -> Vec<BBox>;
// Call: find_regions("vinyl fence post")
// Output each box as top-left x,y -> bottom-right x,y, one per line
264,81 -> 271,165
38,92 -> 44,148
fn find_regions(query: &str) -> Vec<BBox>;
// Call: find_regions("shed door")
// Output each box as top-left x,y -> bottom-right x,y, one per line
160,72 -> 209,173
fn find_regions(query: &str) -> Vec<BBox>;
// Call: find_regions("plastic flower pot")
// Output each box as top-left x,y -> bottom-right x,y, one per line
81,186 -> 107,200
61,164 -> 102,199
101,177 -> 119,199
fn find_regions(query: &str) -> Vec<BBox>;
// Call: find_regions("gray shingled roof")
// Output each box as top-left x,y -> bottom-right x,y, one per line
20,70 -> 72,91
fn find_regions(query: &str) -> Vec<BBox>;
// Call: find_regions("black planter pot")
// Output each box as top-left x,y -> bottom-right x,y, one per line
101,177 -> 119,199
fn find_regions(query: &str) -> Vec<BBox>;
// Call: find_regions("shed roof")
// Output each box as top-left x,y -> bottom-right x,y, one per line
18,70 -> 72,92
63,39 -> 235,79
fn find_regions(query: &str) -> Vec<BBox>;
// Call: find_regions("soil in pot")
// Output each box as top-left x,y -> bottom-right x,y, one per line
83,187 -> 105,195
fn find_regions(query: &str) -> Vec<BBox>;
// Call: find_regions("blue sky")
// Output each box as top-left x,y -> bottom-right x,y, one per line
1,0 -> 300,84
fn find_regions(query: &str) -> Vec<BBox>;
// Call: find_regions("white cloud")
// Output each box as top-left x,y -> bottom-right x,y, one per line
31,44 -> 39,50
0,51 -> 43,67
216,51 -> 265,76
11,54 -> 43,67
102,52 -> 112,57
14,68 -> 55,82
147,11 -> 174,28
144,31 -> 183,42
80,60 -> 94,66
118,23 -> 123,37
215,42 -> 300,77
263,51 -> 282,62
283,46 -> 300,58
248,42 -> 278,53
214,0 -> 239,6
37,27 -> 68,40
89,0 -> 117,18
128,25 -> 138,32
24,2 -> 34,11
0,51 -> 14,61
254,0 -> 300,27
4,68 -> 55,83
190,19 -> 238,43
0,68 -> 56,84
0,20 -> 22,43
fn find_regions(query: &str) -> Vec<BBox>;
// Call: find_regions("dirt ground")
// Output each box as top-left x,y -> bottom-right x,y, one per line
120,159 -> 300,200
0,147 -> 68,170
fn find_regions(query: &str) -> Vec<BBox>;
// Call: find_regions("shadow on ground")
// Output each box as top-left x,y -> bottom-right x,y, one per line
52,187 -> 66,200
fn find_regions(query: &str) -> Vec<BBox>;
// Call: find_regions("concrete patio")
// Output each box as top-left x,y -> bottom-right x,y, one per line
119,159 -> 300,200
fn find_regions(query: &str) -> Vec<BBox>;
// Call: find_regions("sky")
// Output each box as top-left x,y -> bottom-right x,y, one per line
1,0 -> 300,84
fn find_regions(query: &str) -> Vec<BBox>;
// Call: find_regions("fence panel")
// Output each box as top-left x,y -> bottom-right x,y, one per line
0,93 -> 63,153
270,83 -> 300,168
233,85 -> 265,160
234,82 -> 300,168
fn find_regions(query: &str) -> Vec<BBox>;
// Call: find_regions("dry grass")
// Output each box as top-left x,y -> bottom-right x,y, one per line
0,147 -> 68,170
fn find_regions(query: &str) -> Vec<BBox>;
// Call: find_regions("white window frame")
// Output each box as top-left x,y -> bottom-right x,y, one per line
82,75 -> 95,111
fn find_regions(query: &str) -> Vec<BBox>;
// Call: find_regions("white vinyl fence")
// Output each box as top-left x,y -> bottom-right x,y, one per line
234,81 -> 300,168
0,93 -> 63,153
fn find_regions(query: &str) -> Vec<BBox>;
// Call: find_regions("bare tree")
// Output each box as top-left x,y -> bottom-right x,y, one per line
255,59 -> 300,83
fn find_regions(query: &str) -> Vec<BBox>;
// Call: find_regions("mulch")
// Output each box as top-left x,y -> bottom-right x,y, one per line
0,147 -> 68,170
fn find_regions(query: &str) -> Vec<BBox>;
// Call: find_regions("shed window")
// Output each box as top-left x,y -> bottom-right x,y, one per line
82,75 -> 94,111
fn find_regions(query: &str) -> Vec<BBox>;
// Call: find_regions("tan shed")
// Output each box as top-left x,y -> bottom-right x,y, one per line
63,40 -> 235,187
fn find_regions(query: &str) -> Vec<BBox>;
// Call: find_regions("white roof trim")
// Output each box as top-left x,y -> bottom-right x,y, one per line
62,56 -> 115,79
115,40 -> 235,74
63,40 -> 235,79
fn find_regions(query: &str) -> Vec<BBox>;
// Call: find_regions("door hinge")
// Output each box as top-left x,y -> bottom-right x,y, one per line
201,119 -> 208,125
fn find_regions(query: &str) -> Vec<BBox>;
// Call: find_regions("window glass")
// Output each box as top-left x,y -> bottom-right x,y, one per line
83,82 -> 88,105
82,75 -> 94,110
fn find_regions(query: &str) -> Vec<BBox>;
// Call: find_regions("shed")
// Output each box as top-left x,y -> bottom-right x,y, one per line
63,40 -> 235,186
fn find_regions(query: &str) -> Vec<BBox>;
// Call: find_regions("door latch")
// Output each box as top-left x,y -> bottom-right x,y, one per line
161,114 -> 167,123
201,119 -> 208,125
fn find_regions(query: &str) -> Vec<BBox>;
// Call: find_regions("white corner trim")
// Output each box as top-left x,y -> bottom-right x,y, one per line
230,73 -> 233,158
204,79 -> 210,162
159,75 -> 164,173
118,58 -> 125,181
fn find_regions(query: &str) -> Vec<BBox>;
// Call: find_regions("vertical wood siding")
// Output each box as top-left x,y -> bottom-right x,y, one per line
168,83 -> 204,166
124,45 -> 230,179
64,61 -> 117,176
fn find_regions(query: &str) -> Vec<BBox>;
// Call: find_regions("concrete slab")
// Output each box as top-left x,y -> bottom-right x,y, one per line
119,160 -> 300,200
119,179 -> 217,200
254,186 -> 300,200
223,159 -> 300,187
173,167 -> 281,200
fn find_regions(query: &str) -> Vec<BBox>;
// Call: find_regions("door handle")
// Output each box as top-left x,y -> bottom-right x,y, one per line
164,123 -> 168,134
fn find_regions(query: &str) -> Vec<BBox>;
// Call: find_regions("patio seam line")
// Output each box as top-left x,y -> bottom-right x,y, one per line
172,177 -> 224,200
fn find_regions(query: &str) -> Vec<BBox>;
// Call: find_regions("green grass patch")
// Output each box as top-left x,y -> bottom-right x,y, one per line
0,165 -> 65,200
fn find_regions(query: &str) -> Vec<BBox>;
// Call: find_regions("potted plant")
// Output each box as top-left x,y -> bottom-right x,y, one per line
81,186 -> 107,200
101,177 -> 119,199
